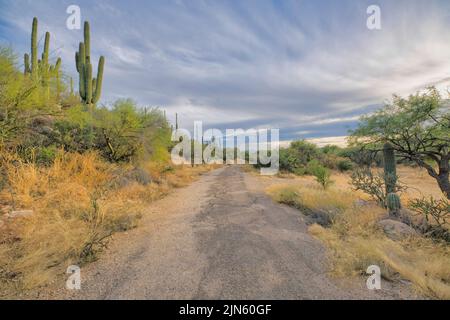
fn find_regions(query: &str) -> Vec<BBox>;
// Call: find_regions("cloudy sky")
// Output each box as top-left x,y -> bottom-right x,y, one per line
1,0 -> 450,145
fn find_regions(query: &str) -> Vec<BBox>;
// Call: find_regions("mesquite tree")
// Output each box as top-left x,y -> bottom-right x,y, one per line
351,88 -> 450,199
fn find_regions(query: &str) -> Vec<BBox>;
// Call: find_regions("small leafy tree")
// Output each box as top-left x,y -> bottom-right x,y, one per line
351,88 -> 450,199
308,160 -> 333,189
409,197 -> 450,241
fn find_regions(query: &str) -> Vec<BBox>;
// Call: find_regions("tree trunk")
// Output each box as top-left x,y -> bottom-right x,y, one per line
437,158 -> 450,199
437,171 -> 450,200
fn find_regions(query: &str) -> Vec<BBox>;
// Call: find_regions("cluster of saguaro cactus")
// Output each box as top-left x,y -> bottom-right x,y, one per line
383,142 -> 401,216
75,21 -> 105,106
24,17 -> 61,87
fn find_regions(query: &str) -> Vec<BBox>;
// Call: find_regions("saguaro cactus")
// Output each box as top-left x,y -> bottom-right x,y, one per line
386,193 -> 401,217
75,21 -> 105,106
24,17 -> 61,86
70,77 -> 74,95
31,17 -> 38,78
383,142 -> 397,194
383,142 -> 401,216
24,53 -> 30,75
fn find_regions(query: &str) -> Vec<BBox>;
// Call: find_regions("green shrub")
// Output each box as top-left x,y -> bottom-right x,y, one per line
308,160 -> 333,189
35,146 -> 58,166
279,148 -> 302,172
273,187 -> 303,209
337,159 -> 353,172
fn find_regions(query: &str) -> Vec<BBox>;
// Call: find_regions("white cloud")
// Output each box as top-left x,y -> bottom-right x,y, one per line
2,0 -> 450,142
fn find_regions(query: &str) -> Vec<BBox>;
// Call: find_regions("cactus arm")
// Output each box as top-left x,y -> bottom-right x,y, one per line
43,32 -> 50,66
79,42 -> 86,66
84,21 -> 90,60
55,57 -> 61,70
31,17 -> 38,79
92,56 -> 104,104
79,64 -> 86,100
24,53 -> 30,75
75,52 -> 80,72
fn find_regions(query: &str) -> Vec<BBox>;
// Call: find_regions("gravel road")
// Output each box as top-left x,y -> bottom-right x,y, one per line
53,166 -> 416,300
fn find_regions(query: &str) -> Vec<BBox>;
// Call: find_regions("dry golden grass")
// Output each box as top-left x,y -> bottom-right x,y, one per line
0,151 -> 217,295
266,171 -> 450,300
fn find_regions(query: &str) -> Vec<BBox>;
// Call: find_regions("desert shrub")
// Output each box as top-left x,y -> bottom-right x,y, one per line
337,159 -> 353,172
339,147 -> 383,167
290,140 -> 319,165
318,153 -> 338,170
270,186 -> 303,209
95,99 -> 171,163
409,197 -> 450,242
307,160 -> 333,189
351,168 -> 387,206
321,145 -> 341,155
0,47 -> 61,151
351,167 -> 406,207
279,148 -> 302,172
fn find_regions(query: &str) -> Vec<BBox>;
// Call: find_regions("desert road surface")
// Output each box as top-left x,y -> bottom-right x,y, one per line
50,166 -> 414,300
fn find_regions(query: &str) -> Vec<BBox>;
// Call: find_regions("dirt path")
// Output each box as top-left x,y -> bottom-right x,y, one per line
50,166 -> 415,300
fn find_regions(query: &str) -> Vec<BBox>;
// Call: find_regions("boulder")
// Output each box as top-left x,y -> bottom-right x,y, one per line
378,219 -> 417,241
354,199 -> 370,207
112,168 -> 152,188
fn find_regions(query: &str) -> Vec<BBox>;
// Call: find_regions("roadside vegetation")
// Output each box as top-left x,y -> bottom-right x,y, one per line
0,18 -> 215,296
265,88 -> 450,299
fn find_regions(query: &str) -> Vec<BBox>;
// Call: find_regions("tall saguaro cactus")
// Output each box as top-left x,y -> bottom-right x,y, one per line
75,21 -> 105,106
24,17 -> 61,87
383,142 -> 397,194
30,17 -> 38,78
383,143 -> 401,216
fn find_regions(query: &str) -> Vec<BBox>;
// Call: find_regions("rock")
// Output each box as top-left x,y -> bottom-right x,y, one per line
128,168 -> 152,185
378,219 -> 417,241
113,168 -> 152,188
6,210 -> 34,219
354,199 -> 370,207
0,219 -> 4,229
